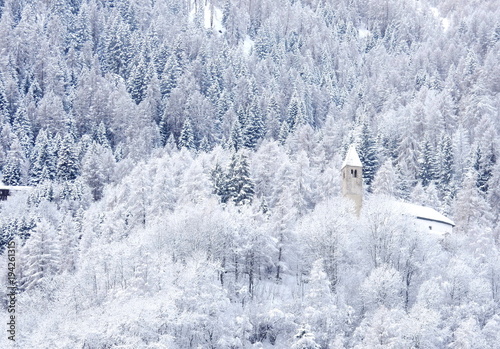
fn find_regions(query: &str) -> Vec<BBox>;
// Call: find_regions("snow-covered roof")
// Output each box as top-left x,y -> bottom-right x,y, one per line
342,145 -> 362,169
400,202 -> 455,226
0,185 -> 32,191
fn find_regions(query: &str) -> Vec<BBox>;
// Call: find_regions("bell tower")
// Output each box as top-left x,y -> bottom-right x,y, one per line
342,145 -> 363,214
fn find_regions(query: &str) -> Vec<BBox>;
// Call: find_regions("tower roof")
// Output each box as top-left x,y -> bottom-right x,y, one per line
342,145 -> 362,169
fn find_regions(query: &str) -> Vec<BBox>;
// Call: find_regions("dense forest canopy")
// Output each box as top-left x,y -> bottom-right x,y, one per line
0,0 -> 499,347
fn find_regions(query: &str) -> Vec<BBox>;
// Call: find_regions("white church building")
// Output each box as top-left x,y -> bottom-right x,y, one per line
341,145 -> 455,235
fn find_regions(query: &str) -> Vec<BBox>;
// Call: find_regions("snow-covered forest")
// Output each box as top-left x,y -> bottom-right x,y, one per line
0,0 -> 499,347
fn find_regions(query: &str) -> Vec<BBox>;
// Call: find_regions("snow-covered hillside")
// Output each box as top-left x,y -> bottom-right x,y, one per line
0,0 -> 499,347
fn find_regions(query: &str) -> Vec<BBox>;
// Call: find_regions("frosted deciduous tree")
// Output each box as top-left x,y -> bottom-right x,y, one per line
372,159 -> 396,196
291,325 -> 320,349
361,265 -> 404,311
454,169 -> 493,235
81,142 -> 116,201
20,219 -> 60,291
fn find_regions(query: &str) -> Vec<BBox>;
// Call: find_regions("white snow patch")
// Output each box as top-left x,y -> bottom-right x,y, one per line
430,7 -> 450,32
189,1 -> 225,34
359,28 -> 372,39
204,3 -> 224,33
242,36 -> 254,56
441,17 -> 450,31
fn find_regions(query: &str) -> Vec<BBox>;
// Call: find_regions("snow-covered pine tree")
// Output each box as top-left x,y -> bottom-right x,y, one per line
474,145 -> 496,193
199,136 -> 211,153
287,92 -> 305,131
418,138 -> 436,187
102,15 -> 133,78
227,153 -> 254,206
161,53 -> 182,98
488,161 -> 500,224
358,122 -> 379,191
3,136 -> 26,185
56,133 -> 79,181
211,163 -> 230,204
11,103 -> 33,156
436,134 -> 454,199
127,55 -> 150,104
243,102 -> 264,149
291,325 -> 320,349
159,108 -> 171,146
29,129 -> 56,185
95,121 -> 111,149
178,117 -> 195,150
229,119 -> 243,152
0,75 -> 8,123
278,121 -> 291,145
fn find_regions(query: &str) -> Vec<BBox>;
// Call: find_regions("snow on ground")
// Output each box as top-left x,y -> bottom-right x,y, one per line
242,36 -> 254,56
204,3 -> 224,33
189,1 -> 225,33
430,7 -> 450,31
358,28 -> 372,39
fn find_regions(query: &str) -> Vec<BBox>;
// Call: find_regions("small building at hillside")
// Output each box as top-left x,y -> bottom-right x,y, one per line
0,185 -> 32,201
341,145 -> 455,234
399,201 -> 455,235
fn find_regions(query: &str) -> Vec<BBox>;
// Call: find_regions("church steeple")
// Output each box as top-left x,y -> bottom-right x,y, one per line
342,145 -> 363,214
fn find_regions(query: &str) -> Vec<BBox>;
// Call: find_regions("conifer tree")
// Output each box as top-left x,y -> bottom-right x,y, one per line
243,103 -> 264,149
436,135 -> 454,198
358,122 -> 379,191
160,49 -> 183,98
159,108 -> 171,146
3,136 -> 26,186
0,76 -> 8,123
278,121 -> 291,145
56,133 -> 79,181
102,16 -> 133,78
11,104 -> 33,156
229,119 -> 243,152
211,163 -> 230,204
95,121 -> 111,149
287,93 -> 305,131
474,145 -> 496,193
30,129 -> 56,185
127,56 -> 150,104
227,153 -> 254,206
199,136 -> 211,153
418,139 -> 435,187
178,117 -> 195,150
